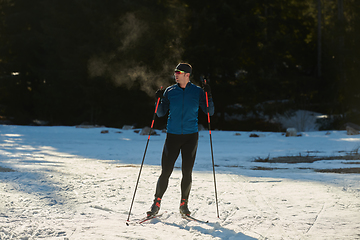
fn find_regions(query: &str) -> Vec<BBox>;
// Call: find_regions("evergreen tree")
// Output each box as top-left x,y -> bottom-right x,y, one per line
0,0 -> 359,129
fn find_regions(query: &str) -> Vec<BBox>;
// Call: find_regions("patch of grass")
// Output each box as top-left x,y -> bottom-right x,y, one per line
256,155 -> 318,164
220,165 -> 244,168
342,161 -> 360,165
0,166 -> 15,172
254,152 -> 360,164
252,166 -> 288,171
314,168 -> 360,174
116,165 -> 138,168
252,150 -> 360,173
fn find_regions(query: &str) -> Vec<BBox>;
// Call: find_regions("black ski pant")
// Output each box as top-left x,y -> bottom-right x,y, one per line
154,132 -> 199,201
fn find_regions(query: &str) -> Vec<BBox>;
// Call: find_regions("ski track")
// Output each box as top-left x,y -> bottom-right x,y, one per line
218,174 -> 360,240
1,156 -> 360,239
225,175 -> 290,239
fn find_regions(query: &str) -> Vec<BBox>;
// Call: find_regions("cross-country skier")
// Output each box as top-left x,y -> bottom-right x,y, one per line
147,63 -> 215,216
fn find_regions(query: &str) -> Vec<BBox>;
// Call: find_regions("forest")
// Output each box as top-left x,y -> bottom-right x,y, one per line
0,0 -> 359,131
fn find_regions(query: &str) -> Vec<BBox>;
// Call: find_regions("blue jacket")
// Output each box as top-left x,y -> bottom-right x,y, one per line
157,82 -> 215,134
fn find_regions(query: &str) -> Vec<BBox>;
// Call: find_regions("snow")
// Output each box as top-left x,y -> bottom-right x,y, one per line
0,125 -> 360,240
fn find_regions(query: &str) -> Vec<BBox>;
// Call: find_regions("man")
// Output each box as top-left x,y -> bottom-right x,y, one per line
147,63 -> 214,217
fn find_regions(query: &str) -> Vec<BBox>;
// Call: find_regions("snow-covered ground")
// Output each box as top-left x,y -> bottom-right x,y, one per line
0,125 -> 359,239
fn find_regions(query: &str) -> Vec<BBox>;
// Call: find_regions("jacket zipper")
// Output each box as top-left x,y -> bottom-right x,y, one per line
181,88 -> 185,134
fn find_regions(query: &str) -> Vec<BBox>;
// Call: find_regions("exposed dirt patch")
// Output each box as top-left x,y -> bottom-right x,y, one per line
0,166 -> 15,172
253,152 -> 360,174
342,161 -> 360,164
254,153 -> 360,164
314,168 -> 360,174
252,166 -> 288,171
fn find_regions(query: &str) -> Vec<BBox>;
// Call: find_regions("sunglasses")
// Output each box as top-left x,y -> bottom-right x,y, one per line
174,69 -> 185,74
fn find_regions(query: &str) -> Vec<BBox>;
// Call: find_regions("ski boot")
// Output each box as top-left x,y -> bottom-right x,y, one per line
146,197 -> 161,217
179,198 -> 191,216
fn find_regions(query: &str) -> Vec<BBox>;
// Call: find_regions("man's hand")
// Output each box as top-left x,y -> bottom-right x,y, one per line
155,89 -> 164,100
202,83 -> 212,98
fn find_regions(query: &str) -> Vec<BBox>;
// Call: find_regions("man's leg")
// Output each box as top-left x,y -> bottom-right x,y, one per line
155,133 -> 181,198
148,134 -> 181,216
179,133 -> 198,215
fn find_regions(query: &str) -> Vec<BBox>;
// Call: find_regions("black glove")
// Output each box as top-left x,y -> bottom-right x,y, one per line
202,83 -> 212,98
155,89 -> 164,100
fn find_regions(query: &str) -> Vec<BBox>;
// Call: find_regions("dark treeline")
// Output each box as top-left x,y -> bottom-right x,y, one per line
0,0 -> 359,130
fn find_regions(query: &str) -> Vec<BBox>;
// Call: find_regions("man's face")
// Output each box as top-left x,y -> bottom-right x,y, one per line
174,70 -> 188,84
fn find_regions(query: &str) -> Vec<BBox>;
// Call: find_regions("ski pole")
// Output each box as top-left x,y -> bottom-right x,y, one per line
126,87 -> 162,225
203,79 -> 220,218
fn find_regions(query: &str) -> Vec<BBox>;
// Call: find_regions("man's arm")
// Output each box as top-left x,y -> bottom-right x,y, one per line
156,89 -> 169,117
200,89 -> 214,116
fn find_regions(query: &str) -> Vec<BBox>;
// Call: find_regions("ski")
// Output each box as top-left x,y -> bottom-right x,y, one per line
138,213 -> 162,224
126,212 -> 165,226
181,214 -> 209,223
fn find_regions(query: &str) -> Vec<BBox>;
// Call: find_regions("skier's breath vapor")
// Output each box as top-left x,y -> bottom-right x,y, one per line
87,12 -> 182,97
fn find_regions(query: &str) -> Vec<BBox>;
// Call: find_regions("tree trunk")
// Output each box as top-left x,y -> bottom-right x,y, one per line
337,0 -> 345,83
317,0 -> 322,77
